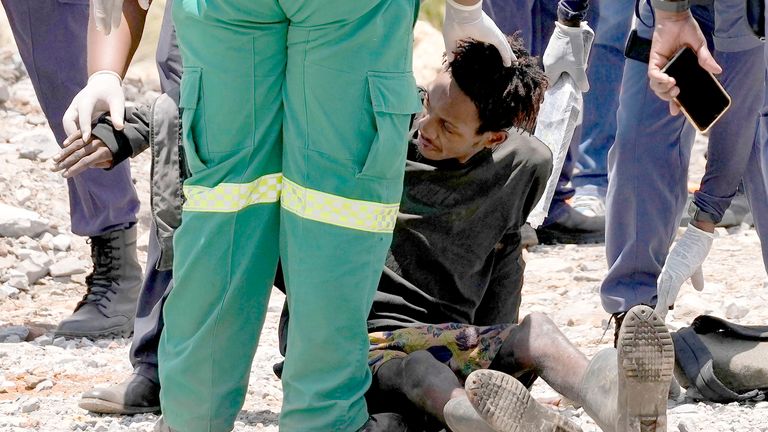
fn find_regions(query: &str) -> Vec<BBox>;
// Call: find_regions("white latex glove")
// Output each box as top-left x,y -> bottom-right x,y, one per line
62,71 -> 125,143
655,223 -> 715,319
443,0 -> 516,66
542,21 -> 595,92
93,0 -> 151,35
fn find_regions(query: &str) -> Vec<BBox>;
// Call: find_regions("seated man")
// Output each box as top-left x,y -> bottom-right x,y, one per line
277,37 -> 675,432
55,35 -> 674,432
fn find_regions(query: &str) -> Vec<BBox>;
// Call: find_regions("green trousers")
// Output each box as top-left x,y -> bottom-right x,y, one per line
159,1 -> 421,431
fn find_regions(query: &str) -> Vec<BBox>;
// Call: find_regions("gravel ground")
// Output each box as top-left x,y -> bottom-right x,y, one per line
1,20 -> 768,432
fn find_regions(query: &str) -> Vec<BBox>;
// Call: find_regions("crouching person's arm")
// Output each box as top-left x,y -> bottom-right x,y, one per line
53,104 -> 150,178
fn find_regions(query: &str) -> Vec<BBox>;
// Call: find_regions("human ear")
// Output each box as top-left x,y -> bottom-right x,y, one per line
483,131 -> 508,148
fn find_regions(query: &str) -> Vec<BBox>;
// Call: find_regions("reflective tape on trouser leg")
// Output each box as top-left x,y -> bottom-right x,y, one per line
182,173 -> 283,212
280,177 -> 399,233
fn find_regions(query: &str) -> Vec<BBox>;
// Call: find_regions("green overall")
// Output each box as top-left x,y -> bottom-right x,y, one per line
159,1 -> 422,431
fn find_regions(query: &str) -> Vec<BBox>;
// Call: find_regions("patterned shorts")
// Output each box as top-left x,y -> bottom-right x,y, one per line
368,322 -> 515,379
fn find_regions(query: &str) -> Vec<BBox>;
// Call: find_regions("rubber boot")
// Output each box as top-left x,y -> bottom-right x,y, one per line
79,373 -> 160,414
443,396 -> 496,432
578,305 -> 674,432
464,369 -> 583,432
55,226 -> 142,339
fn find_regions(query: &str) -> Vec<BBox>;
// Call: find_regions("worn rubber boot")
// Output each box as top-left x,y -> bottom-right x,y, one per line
55,226 -> 142,339
443,396 -> 496,432
578,305 -> 674,432
465,369 -> 582,432
356,413 -> 411,431
79,373 -> 160,414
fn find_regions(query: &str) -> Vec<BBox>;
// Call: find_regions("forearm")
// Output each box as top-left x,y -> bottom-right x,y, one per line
87,1 -> 148,77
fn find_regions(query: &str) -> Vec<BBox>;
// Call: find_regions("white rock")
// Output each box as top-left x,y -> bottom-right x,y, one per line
52,337 -> 67,348
19,398 -> 40,413
5,272 -> 28,290
679,418 -> 699,432
49,257 -> 88,277
51,234 -> 72,252
13,187 -> 31,206
0,204 -> 49,238
11,130 -> 58,160
0,83 -> 10,104
0,283 -> 20,299
0,325 -> 29,342
14,254 -> 51,285
3,335 -> 20,343
33,379 -> 53,391
33,335 -> 52,346
724,302 -> 750,320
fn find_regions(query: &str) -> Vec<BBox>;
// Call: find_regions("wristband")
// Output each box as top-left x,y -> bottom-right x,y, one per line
650,0 -> 691,13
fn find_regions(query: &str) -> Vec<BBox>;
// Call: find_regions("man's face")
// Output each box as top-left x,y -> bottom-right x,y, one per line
416,71 -> 504,163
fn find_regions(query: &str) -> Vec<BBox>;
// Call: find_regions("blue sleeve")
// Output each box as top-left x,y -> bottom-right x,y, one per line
557,0 -> 589,22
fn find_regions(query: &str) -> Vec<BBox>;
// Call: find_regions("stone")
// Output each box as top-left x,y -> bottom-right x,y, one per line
26,114 -> 45,126
755,401 -> 768,409
19,398 -> 40,413
24,375 -> 45,390
49,257 -> 88,277
0,283 -> 20,299
15,253 -> 51,285
0,325 -> 29,342
724,302 -> 750,320
0,204 -> 49,238
528,257 -> 574,274
14,187 -> 31,206
678,419 -> 698,432
3,335 -> 20,343
52,337 -> 67,348
33,379 -> 53,391
33,335 -> 52,346
11,130 -> 58,161
51,234 -> 72,252
0,83 -> 10,104
5,272 -> 29,290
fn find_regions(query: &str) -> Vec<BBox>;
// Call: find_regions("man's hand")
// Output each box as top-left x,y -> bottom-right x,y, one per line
443,0 -> 516,66
655,223 -> 714,319
648,10 -> 721,115
62,71 -> 125,143
52,131 -> 114,178
93,0 -> 150,35
542,21 -> 595,92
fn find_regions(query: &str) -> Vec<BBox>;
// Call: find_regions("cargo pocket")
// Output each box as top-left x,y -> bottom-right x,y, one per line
357,71 -> 422,181
178,67 -> 209,174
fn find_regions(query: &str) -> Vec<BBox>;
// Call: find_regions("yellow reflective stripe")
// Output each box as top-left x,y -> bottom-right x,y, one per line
182,173 -> 282,212
281,177 -> 399,233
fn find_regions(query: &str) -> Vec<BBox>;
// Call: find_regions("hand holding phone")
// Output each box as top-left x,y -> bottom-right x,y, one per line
660,47 -> 731,133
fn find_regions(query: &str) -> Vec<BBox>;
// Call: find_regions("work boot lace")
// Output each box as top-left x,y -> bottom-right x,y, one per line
599,312 -> 626,348
76,233 -> 121,314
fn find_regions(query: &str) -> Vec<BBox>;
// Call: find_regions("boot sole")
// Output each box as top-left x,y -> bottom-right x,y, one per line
617,305 -> 675,432
79,397 -> 160,415
465,369 -> 582,432
54,322 -> 134,340
535,229 -> 605,245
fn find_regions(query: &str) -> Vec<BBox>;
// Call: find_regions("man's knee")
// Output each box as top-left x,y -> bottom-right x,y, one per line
520,312 -> 558,336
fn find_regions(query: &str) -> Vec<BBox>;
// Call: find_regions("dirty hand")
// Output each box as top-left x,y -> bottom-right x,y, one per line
52,131 -> 114,178
62,71 -> 124,143
543,21 -> 595,92
93,0 -> 151,35
648,9 -> 721,115
443,0 -> 516,66
655,223 -> 714,319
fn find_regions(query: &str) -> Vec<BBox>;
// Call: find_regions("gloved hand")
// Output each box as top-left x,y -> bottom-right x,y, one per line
542,21 -> 595,92
443,0 -> 516,66
655,223 -> 715,319
93,0 -> 151,35
62,70 -> 125,143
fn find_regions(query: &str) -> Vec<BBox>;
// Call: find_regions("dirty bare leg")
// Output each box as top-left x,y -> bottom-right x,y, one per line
374,350 -> 464,423
490,312 -> 589,403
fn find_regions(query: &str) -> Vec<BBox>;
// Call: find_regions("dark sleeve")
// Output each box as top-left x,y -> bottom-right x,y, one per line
91,104 -> 151,169
558,0 -> 589,22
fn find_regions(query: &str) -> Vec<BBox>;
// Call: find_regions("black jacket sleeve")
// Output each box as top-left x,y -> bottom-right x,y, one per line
91,104 -> 151,169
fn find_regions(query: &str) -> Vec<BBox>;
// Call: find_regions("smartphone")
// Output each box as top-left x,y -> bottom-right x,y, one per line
661,47 -> 731,133
624,29 -> 651,64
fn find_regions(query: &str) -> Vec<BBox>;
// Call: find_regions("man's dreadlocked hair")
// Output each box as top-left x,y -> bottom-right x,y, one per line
448,34 -> 547,134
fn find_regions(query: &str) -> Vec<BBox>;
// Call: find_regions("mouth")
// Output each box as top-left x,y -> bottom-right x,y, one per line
417,133 -> 437,153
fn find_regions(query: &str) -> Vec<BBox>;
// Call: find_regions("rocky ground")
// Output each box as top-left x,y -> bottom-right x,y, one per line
1,17 -> 768,432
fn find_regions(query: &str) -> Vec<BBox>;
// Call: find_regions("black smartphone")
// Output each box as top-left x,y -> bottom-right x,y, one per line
661,47 -> 731,133
624,29 -> 651,64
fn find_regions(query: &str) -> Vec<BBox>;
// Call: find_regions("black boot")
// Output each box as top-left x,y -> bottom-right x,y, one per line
357,413 -> 411,432
536,204 -> 605,245
55,226 -> 142,339
79,373 -> 160,414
